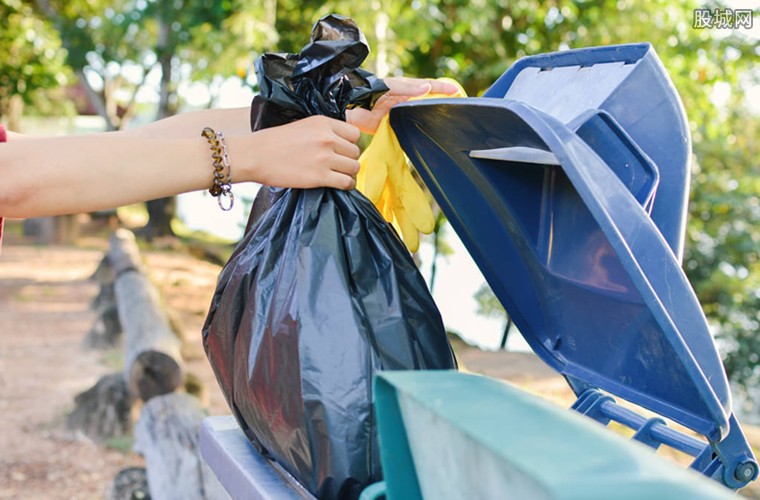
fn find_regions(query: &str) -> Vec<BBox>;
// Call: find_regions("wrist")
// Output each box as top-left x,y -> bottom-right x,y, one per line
226,134 -> 260,185
199,128 -> 235,211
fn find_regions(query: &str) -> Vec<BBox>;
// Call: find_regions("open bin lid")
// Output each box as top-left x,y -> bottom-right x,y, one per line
388,44 -> 731,443
484,43 -> 691,261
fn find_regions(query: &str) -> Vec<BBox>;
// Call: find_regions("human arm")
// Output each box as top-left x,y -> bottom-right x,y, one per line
0,76 -> 458,219
0,115 -> 361,218
116,75 -> 461,140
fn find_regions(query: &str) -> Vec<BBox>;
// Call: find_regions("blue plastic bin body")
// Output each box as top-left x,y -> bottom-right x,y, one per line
485,43 -> 690,260
388,43 -> 756,488
199,43 -> 757,499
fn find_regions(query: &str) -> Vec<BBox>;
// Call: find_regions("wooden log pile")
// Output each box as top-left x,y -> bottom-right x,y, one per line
107,229 -> 184,401
134,393 -> 227,500
67,229 -> 227,500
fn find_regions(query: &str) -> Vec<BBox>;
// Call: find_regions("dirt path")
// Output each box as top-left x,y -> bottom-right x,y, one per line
0,243 -> 143,499
1,231 -> 758,499
0,235 -> 565,499
0,233 -> 236,499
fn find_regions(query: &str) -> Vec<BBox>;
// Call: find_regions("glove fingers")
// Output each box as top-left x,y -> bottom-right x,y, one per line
394,204 -> 420,253
358,153 -> 388,202
388,182 -> 420,252
357,156 -> 368,193
358,116 -> 394,202
360,77 -> 467,251
379,183 -> 395,223
398,167 -> 436,234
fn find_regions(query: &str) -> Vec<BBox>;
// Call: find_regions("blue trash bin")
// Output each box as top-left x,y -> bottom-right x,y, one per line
199,43 -> 757,499
380,42 -> 756,494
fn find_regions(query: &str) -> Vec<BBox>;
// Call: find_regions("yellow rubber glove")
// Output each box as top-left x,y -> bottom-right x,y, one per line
357,77 -> 467,252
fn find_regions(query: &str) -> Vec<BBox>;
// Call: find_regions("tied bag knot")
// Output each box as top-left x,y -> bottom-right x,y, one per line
203,14 -> 456,500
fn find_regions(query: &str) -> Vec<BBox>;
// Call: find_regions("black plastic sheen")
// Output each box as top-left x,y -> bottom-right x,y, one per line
202,14 -> 456,499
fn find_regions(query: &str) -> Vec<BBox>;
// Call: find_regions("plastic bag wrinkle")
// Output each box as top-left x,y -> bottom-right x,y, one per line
202,14 -> 455,500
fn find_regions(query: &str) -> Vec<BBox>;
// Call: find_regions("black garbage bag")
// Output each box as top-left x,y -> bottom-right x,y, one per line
202,14 -> 456,500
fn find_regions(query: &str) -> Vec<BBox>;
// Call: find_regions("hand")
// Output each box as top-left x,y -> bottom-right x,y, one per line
356,77 -> 466,252
237,116 -> 362,190
347,77 -> 462,134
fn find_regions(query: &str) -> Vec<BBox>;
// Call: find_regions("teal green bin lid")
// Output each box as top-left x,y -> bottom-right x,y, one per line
370,371 -> 735,500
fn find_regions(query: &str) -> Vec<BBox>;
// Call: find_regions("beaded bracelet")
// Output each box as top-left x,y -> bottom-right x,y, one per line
201,127 -> 235,211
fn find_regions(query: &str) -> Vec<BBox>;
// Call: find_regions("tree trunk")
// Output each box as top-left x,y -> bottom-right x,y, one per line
7,94 -> 23,132
84,282 -> 122,349
22,214 -> 80,245
109,229 -> 184,401
373,10 -> 390,77
76,69 -> 117,131
134,393 -> 229,500
143,197 -> 177,240
141,13 -> 179,240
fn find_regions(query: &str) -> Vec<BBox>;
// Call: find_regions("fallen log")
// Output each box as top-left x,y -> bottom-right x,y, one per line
134,392 -> 228,500
107,467 -> 150,500
109,229 -> 184,401
84,287 -> 122,349
66,372 -> 133,443
84,257 -> 122,349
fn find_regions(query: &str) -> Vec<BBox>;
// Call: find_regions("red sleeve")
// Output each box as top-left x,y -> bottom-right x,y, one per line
0,124 -> 6,252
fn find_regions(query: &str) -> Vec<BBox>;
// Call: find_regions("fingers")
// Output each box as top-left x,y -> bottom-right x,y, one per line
373,94 -> 408,112
249,116 -> 369,191
383,76 -> 431,97
307,116 -> 361,189
328,151 -> 360,193
383,77 -> 461,98
329,117 -> 361,144
318,117 -> 360,166
332,138 -> 361,162
425,78 -> 461,96
324,169 -> 358,191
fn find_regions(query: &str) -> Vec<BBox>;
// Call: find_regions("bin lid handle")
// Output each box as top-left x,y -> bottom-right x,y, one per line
469,146 -> 560,166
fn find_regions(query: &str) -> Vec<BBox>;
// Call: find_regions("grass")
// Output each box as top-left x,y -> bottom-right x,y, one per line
101,349 -> 125,371
104,435 -> 135,454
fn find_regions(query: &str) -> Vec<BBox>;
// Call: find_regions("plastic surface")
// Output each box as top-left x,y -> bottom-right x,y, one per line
200,416 -> 315,500
392,96 -> 729,437
202,15 -> 456,500
250,15 -> 386,130
389,43 -> 755,486
485,43 -> 691,260
372,371 -> 735,500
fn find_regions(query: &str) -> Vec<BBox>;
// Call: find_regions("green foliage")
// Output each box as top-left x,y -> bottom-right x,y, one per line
0,0 -> 70,119
9,0 -> 758,393
104,435 -> 135,454
474,282 -> 506,319
377,0 -> 758,390
35,0 -> 142,70
34,0 -> 161,129
685,105 -> 760,387
428,208 -> 455,292
32,0 -> 276,127
182,1 -> 278,86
